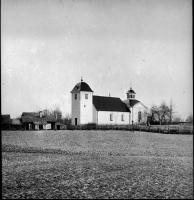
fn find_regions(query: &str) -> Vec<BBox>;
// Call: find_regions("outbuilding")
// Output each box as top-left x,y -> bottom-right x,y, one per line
21,111 -> 57,130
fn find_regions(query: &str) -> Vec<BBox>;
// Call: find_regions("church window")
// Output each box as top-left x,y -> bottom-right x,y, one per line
138,111 -> 141,122
85,94 -> 88,99
75,94 -> 77,99
121,114 -> 124,121
110,113 -> 113,121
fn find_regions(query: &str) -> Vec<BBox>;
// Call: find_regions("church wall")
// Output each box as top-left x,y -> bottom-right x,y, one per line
131,103 -> 148,124
80,91 -> 93,124
93,105 -> 98,124
97,111 -> 130,125
71,92 -> 80,125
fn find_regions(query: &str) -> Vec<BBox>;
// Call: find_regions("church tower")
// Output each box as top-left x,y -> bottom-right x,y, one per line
71,78 -> 94,125
123,87 -> 148,125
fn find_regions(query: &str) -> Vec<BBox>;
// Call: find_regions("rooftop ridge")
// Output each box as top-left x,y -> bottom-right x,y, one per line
93,95 -> 120,99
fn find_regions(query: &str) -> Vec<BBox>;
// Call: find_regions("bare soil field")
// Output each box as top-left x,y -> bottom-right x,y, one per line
2,130 -> 193,199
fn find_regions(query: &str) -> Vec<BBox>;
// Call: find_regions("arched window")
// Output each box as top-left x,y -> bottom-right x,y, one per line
121,114 -> 124,121
138,111 -> 141,122
110,113 -> 113,121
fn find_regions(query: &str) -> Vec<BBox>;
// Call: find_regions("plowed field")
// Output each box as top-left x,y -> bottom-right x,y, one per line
2,130 -> 193,199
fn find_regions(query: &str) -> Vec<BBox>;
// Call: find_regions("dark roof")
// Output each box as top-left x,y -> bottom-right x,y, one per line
1,115 -> 11,124
129,99 -> 140,107
21,112 -> 57,123
22,112 -> 40,117
71,81 -> 93,93
93,96 -> 130,112
127,89 -> 136,94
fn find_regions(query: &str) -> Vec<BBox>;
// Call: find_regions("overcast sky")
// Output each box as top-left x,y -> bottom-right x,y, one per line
1,0 -> 193,120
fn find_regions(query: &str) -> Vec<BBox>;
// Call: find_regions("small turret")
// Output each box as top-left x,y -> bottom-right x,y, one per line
126,87 -> 136,99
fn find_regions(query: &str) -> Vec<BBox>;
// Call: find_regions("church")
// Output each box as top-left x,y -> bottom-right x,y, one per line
71,79 -> 148,126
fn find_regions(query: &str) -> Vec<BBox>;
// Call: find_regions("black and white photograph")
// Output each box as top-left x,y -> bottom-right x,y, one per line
2,0 -> 193,199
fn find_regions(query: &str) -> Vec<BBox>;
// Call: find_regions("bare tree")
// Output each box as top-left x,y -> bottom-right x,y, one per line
42,105 -> 63,121
42,109 -> 51,117
159,101 -> 170,124
50,104 -> 62,121
149,101 -> 170,125
169,99 -> 176,124
173,116 -> 183,123
144,105 -> 157,124
186,114 -> 193,122
151,105 -> 162,125
63,113 -> 71,126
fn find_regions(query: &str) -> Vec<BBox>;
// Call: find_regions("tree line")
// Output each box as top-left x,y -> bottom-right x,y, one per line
42,104 -> 71,127
16,101 -> 192,127
146,100 -> 193,125
42,102 -> 193,126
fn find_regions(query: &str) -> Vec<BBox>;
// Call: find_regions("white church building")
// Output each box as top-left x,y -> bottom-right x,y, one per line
71,79 -> 147,126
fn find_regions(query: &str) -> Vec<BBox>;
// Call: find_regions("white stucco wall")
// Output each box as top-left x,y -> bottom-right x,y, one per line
93,105 -> 98,124
71,92 -> 80,125
131,102 -> 148,124
80,91 -> 93,124
97,111 -> 130,125
44,124 -> 51,130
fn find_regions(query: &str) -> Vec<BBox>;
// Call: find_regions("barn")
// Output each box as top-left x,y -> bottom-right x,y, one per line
21,111 -> 57,130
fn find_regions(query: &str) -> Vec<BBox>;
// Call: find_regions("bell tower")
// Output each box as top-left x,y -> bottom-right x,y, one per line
71,78 -> 94,125
126,87 -> 136,99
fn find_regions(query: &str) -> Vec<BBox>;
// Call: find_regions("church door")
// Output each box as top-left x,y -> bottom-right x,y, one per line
75,118 -> 77,125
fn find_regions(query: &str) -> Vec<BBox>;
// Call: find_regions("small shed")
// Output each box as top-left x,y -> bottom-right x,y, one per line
55,122 -> 67,130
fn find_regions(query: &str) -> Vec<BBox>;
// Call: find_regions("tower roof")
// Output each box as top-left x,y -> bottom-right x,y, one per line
71,81 -> 93,93
129,99 -> 139,107
127,87 -> 136,94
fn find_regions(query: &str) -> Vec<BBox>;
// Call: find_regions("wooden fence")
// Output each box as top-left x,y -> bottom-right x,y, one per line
132,124 -> 193,134
69,124 -> 193,134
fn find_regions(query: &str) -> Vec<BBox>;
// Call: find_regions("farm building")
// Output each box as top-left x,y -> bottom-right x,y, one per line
55,122 -> 67,130
21,111 -> 57,130
1,114 -> 11,130
71,79 -> 148,126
